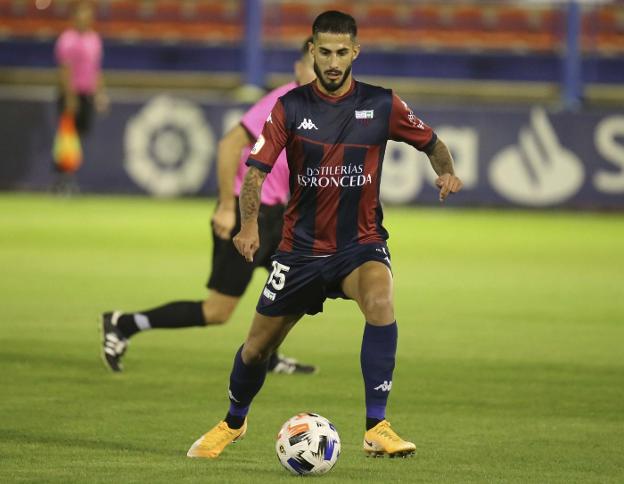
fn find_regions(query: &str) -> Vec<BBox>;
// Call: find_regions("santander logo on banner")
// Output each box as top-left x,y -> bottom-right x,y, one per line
489,107 -> 585,206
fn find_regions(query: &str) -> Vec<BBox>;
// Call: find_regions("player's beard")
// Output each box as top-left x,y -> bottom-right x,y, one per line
314,61 -> 352,93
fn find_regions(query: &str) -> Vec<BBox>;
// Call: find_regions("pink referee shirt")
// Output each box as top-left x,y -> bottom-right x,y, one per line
55,29 -> 103,95
234,82 -> 299,206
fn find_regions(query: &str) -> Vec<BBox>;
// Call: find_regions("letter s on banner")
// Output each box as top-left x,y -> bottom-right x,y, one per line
489,107 -> 584,206
594,115 -> 624,194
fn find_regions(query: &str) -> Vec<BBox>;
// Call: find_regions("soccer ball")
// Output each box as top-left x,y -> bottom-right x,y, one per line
275,412 -> 341,475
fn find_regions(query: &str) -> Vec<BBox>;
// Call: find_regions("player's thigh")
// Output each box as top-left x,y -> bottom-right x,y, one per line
242,312 -> 303,364
341,261 -> 394,324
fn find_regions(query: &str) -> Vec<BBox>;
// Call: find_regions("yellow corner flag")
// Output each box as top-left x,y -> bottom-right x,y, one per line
53,113 -> 82,173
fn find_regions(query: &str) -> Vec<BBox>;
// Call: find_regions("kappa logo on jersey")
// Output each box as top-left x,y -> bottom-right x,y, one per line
374,380 -> 393,392
297,118 -> 318,130
401,100 -> 424,129
250,134 -> 265,155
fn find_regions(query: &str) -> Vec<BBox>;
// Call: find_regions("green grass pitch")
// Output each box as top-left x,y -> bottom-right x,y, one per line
1,193 -> 623,483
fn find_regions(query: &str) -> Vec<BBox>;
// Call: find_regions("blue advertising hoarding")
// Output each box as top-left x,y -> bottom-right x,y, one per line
1,94 -> 623,209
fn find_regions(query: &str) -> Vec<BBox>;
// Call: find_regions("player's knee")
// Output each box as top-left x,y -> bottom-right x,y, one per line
201,300 -> 234,325
241,343 -> 272,366
361,293 -> 394,320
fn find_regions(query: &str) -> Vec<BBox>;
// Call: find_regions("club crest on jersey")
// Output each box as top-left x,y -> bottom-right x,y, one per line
355,109 -> 374,127
355,110 -> 374,119
297,118 -> 318,130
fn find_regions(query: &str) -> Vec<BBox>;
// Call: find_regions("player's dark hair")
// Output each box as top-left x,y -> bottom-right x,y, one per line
312,11 -> 357,40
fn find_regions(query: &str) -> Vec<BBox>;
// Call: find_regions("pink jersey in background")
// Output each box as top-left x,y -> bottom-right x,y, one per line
55,29 -> 103,95
234,82 -> 299,206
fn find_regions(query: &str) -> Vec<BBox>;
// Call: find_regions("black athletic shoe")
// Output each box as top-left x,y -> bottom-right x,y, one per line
100,311 -> 128,372
270,354 -> 317,375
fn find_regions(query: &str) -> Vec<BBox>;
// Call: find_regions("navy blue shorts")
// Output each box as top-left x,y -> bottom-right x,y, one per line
256,242 -> 392,317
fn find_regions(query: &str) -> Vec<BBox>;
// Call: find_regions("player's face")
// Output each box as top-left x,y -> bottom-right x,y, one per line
312,32 -> 359,94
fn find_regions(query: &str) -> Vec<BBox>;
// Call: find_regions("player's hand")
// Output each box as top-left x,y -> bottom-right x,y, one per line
212,205 -> 236,240
233,223 -> 260,262
435,173 -> 463,202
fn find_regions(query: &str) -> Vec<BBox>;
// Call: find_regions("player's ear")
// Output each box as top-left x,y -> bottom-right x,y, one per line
352,42 -> 360,61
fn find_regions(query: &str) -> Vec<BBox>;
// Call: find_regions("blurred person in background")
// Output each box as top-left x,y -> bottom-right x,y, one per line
53,0 -> 108,193
100,38 -> 317,376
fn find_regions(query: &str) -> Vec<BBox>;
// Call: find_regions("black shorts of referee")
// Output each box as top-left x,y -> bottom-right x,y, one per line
207,197 -> 285,297
57,92 -> 95,136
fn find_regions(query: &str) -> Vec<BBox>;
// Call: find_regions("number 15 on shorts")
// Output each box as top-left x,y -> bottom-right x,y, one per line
268,261 -> 290,291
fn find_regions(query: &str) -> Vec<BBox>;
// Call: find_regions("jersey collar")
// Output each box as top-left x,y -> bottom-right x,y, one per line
312,79 -> 356,103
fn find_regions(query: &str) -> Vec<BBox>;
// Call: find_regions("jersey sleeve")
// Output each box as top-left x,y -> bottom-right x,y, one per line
245,99 -> 289,173
388,94 -> 437,154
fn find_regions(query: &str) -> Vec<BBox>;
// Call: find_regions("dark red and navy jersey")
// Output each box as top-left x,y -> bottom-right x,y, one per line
247,79 -> 437,255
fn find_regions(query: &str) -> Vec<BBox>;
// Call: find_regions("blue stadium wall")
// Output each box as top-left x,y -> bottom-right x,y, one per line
1,95 -> 623,209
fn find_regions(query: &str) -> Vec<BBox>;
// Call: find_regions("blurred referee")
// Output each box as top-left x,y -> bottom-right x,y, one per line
101,38 -> 317,376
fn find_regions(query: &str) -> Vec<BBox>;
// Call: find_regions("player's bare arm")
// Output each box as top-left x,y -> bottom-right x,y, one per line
212,125 -> 253,240
233,166 -> 267,262
427,138 -> 463,201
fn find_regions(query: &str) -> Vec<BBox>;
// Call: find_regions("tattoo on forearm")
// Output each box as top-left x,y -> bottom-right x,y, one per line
239,167 -> 267,224
428,140 -> 455,176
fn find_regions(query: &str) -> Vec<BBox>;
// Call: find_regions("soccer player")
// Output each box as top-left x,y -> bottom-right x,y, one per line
54,0 -> 108,192
100,38 -> 317,375
186,10 -> 462,459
